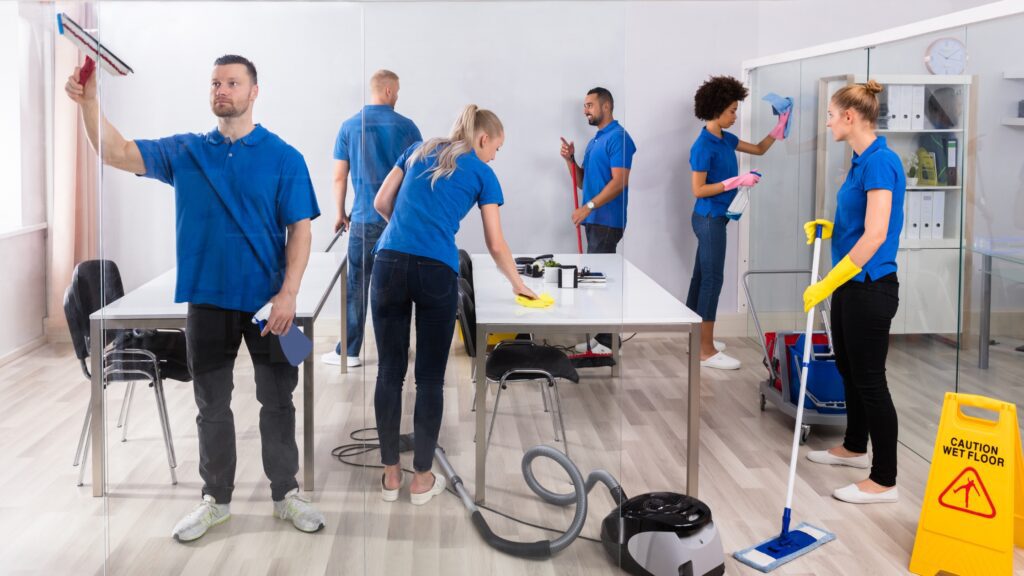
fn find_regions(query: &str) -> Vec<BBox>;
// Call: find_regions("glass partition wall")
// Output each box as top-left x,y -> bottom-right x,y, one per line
747,14 -> 1024,464
84,1 -> 631,574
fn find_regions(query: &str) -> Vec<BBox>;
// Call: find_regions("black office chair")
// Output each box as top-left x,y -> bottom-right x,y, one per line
458,248 -> 473,293
457,280 -> 578,456
65,259 -> 190,487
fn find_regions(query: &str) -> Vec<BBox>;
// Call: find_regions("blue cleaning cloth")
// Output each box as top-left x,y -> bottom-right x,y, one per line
762,92 -> 794,139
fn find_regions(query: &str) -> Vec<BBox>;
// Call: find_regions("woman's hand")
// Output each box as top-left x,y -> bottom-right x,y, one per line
513,282 -> 538,300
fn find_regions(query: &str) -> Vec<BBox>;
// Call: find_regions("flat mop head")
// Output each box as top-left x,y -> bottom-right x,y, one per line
57,13 -> 134,77
733,522 -> 835,572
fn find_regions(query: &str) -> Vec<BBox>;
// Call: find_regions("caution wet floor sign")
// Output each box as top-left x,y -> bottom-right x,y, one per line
910,393 -> 1024,575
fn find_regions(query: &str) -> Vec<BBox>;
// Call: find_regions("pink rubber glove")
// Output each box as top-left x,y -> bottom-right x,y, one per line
769,110 -> 790,140
721,171 -> 761,191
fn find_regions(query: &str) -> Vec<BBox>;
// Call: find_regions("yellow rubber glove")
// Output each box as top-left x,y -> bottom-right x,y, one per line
803,256 -> 861,312
803,219 -> 834,245
516,293 -> 555,308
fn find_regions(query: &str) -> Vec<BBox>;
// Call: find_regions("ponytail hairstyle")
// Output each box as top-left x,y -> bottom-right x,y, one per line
408,104 -> 504,187
831,79 -> 884,125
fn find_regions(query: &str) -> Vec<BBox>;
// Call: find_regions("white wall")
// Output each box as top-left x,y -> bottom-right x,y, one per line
2,2 -> 22,234
91,0 -> 993,327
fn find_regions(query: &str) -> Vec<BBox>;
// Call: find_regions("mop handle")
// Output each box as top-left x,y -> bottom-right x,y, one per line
784,224 -> 824,514
566,158 -> 583,254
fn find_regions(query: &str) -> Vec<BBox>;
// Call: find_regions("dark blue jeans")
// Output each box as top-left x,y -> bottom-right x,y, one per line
584,224 -> 623,348
336,220 -> 387,357
686,212 -> 729,322
371,250 -> 459,472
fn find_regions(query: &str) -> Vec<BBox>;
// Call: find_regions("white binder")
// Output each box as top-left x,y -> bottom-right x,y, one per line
919,191 -> 934,240
907,191 -> 922,240
900,85 -> 913,130
931,190 -> 946,240
911,85 -> 925,130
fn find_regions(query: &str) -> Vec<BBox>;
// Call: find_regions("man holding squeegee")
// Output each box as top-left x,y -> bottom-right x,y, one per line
65,54 -> 325,542
559,87 -> 637,354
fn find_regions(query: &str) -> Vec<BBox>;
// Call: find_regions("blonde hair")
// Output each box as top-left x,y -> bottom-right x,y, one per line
408,104 -> 504,187
831,79 -> 884,125
370,69 -> 399,93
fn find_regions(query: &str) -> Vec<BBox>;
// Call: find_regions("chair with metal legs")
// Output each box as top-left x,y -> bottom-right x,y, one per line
457,281 -> 579,456
65,260 -> 190,486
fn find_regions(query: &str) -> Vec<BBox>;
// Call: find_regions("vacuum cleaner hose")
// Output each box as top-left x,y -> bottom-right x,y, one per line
434,442 -> 622,559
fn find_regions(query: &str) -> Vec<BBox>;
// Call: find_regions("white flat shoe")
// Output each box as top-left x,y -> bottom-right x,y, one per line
833,483 -> 898,504
381,473 -> 401,502
700,352 -> 740,370
714,340 -> 726,352
807,449 -> 870,469
321,351 -> 341,366
410,473 -> 446,506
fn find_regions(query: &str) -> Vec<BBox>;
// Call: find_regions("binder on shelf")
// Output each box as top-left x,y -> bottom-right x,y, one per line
946,138 -> 958,186
908,190 -> 922,240
920,191 -> 934,240
931,190 -> 946,240
912,85 -> 925,130
900,85 -> 913,130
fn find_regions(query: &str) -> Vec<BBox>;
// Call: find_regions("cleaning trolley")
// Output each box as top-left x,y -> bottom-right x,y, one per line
741,268 -> 846,443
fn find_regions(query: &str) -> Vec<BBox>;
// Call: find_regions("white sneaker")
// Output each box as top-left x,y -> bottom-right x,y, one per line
700,352 -> 741,370
274,488 -> 326,533
574,339 -> 612,355
321,351 -> 341,366
172,495 -> 231,542
381,472 -> 401,502
410,473 -> 447,506
832,483 -> 899,504
346,356 -> 362,368
807,449 -> 870,469
714,340 -> 726,352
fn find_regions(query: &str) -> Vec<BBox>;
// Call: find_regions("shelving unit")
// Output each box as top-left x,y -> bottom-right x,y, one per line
1001,117 -> 1024,127
816,74 -> 974,335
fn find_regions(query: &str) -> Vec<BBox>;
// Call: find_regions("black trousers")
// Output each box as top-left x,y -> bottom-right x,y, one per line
185,304 -> 299,503
831,273 -> 900,487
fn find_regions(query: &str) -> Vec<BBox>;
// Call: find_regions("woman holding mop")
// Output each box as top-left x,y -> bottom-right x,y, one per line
371,105 -> 536,505
803,80 -> 905,504
688,75 -> 789,370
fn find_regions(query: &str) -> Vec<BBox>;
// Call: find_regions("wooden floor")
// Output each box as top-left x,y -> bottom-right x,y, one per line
0,329 -> 1021,575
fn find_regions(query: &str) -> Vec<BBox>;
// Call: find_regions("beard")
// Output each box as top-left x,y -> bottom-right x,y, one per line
212,100 -> 248,118
587,114 -> 602,126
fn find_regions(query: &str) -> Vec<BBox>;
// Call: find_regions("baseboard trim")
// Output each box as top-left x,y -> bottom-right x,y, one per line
0,336 -> 47,369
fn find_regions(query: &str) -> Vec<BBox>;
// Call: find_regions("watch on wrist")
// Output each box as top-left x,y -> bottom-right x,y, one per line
586,201 -> 595,210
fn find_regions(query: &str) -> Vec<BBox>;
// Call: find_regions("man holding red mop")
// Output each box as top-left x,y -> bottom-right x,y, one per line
559,87 -> 637,354
65,54 -> 325,542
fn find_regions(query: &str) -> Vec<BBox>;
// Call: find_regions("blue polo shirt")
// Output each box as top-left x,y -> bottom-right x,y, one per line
334,105 -> 422,224
135,125 -> 321,313
376,142 -> 504,273
832,136 -> 906,282
582,120 -> 636,229
689,127 -> 740,217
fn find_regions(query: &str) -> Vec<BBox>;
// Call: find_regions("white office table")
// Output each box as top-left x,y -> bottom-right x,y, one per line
87,252 -> 348,496
471,254 -> 703,503
974,244 -> 1024,368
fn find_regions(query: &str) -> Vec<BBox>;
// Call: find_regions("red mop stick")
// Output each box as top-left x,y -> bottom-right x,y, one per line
566,159 -> 583,254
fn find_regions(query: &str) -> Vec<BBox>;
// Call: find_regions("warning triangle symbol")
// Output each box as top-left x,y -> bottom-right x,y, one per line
938,466 -> 996,519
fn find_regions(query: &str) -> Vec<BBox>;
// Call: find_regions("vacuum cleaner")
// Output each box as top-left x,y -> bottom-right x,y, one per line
431,440 -> 725,576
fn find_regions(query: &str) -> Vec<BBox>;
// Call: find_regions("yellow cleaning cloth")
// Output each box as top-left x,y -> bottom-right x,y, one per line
516,293 -> 555,308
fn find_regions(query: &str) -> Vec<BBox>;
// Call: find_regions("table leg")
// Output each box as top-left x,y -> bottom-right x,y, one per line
340,260 -> 348,375
687,323 -> 701,497
303,319 -> 315,491
611,331 -> 621,377
979,253 -> 992,369
474,324 -> 489,504
90,319 -> 104,497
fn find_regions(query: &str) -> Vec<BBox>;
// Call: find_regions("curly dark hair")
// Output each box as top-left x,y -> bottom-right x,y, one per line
693,75 -> 748,121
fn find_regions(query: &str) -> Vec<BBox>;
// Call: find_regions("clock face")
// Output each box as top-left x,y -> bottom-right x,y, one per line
925,38 -> 967,75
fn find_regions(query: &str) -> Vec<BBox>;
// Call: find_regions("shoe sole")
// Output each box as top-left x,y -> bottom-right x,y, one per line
807,454 -> 870,469
172,513 -> 230,543
832,493 -> 898,504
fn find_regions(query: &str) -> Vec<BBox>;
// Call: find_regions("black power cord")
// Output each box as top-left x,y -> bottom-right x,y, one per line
330,428 -> 603,545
